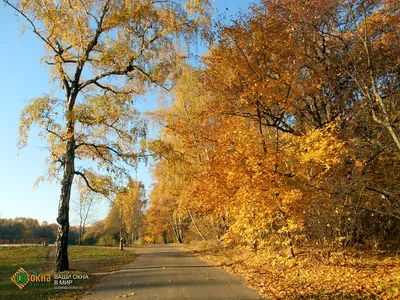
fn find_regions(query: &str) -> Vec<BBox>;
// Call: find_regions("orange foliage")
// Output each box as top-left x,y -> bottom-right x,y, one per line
146,0 -> 400,254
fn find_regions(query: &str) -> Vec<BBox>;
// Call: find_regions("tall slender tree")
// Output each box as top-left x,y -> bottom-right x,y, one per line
5,0 -> 211,271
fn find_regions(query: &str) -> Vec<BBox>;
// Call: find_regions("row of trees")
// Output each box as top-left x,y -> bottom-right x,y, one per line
0,217 -> 83,245
8,0 -> 399,270
0,218 -> 56,243
98,180 -> 146,245
0,179 -> 145,246
68,179 -> 147,246
145,0 -> 400,254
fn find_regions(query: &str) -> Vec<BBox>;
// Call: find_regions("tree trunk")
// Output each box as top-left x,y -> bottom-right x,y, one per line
172,225 -> 181,243
210,216 -> 220,241
358,4 -> 400,153
176,229 -> 183,243
189,211 -> 207,241
175,215 -> 183,243
78,221 -> 84,246
55,122 -> 75,271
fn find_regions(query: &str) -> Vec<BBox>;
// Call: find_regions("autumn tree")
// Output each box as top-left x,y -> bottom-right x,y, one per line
145,172 -> 176,243
146,0 -> 400,254
146,65 -> 218,243
112,180 -> 146,244
262,0 -> 400,245
149,19 -> 344,250
82,219 -> 106,245
194,0 -> 399,250
102,202 -> 123,244
277,0 -> 400,150
5,0 -> 211,271
72,190 -> 99,245
194,1 -> 347,250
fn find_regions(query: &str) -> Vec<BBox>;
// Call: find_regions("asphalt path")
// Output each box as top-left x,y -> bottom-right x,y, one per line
83,244 -> 262,300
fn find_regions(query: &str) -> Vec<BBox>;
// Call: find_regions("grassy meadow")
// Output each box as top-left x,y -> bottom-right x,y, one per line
0,245 -> 136,300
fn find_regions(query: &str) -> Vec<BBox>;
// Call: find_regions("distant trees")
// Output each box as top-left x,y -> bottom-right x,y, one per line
103,180 -> 146,245
80,220 -> 106,245
72,191 -> 98,246
0,207 -> 150,246
0,217 -> 89,245
74,181 -> 146,246
0,218 -> 56,244
0,183 -> 146,247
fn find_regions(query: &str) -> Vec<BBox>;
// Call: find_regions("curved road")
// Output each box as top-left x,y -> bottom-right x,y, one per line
83,244 -> 262,300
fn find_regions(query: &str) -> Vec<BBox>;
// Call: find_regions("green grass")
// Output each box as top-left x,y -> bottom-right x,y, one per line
0,246 -> 136,300
0,246 -> 52,300
70,246 -> 135,261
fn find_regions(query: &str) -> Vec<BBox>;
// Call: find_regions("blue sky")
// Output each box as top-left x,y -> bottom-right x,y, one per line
0,0 -> 255,225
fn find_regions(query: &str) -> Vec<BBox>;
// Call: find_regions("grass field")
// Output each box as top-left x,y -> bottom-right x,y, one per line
0,246 -> 136,300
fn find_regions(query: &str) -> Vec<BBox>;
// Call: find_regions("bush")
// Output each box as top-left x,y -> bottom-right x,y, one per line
97,234 -> 118,246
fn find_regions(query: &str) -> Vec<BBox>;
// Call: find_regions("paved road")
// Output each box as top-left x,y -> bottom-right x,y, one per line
83,244 -> 262,300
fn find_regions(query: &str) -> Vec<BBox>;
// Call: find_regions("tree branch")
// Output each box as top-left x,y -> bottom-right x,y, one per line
4,0 -> 60,54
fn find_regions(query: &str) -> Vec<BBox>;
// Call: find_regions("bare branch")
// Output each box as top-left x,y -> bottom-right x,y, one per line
92,80 -> 137,95
74,171 -> 117,206
78,69 -> 129,91
3,0 -> 60,54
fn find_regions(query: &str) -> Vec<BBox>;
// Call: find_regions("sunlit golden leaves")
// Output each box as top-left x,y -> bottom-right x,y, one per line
11,0 -> 213,190
12,0 -> 214,193
18,95 -> 62,149
110,180 -> 145,242
145,0 -> 353,250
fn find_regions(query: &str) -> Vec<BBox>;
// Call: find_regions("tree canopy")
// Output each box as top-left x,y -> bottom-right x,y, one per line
145,0 -> 400,253
5,0 -> 211,271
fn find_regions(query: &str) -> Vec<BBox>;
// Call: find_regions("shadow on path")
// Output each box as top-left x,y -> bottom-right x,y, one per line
83,244 -> 262,300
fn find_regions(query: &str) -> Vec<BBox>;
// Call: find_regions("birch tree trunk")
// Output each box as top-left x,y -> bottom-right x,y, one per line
55,118 -> 75,271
